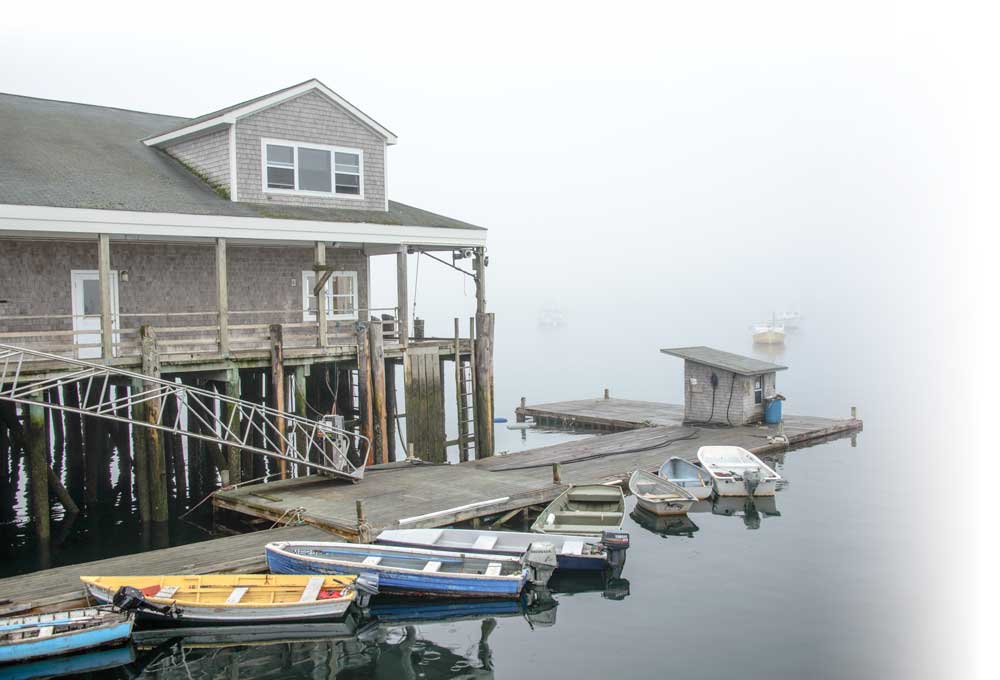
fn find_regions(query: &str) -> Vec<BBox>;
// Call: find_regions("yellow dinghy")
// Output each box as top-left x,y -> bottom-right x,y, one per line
80,574 -> 376,624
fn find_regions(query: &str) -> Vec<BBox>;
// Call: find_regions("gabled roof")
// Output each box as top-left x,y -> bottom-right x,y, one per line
660,346 -> 787,376
142,78 -> 397,147
0,92 -> 480,233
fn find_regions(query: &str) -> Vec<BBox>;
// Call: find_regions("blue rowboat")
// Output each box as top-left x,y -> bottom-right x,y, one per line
375,527 -> 619,572
265,541 -> 531,599
0,607 -> 133,666
0,644 -> 135,680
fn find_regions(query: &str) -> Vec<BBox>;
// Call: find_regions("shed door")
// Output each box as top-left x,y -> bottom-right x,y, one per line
71,270 -> 119,359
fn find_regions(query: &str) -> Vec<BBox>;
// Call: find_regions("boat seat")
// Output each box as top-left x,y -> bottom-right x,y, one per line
361,556 -> 383,566
484,562 -> 503,577
422,561 -> 443,573
225,586 -> 249,604
552,511 -> 623,523
547,524 -> 616,535
153,586 -> 179,599
37,626 -> 53,639
568,490 -> 620,503
299,576 -> 326,602
560,540 -> 584,555
473,535 -> 498,551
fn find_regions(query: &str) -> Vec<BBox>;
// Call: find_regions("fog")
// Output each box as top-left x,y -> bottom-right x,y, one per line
3,2 -> 995,676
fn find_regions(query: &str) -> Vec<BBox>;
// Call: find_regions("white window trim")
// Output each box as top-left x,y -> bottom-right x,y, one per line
301,270 -> 359,322
262,138 -> 364,200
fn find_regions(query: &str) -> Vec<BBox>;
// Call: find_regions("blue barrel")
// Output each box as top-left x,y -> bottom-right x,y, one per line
764,398 -> 783,424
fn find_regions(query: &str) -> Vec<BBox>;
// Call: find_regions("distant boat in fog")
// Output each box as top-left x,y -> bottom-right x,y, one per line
774,311 -> 802,329
538,305 -> 566,329
752,321 -> 785,345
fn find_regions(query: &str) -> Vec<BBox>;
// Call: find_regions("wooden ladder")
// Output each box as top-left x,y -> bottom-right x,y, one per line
454,318 -> 476,462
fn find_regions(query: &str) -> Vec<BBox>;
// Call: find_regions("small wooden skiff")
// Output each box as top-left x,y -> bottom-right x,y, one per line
530,484 -> 628,537
80,574 -> 367,623
375,528 -> 618,572
0,607 -> 133,666
628,469 -> 697,516
265,542 -> 538,599
696,445 -> 782,497
658,457 -> 713,500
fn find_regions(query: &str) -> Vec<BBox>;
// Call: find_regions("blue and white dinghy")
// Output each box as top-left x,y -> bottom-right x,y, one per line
375,528 -> 625,572
266,541 -> 555,599
0,607 -> 133,666
658,457 -> 714,500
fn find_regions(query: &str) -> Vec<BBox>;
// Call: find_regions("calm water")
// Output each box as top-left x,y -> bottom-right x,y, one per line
3,276 -> 954,678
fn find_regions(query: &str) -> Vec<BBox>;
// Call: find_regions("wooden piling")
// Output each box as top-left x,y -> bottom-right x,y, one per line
26,398 -> 50,542
223,368 -> 242,485
61,383 -> 84,496
356,324 -> 375,465
552,463 -> 561,484
397,248 -> 409,348
269,325 -> 287,479
369,322 -> 389,465
140,326 -> 169,523
81,384 -> 106,505
604,388 -> 610,400
474,312 -> 496,458
293,366 -> 309,477
385,359 -> 397,462
130,379 -> 151,523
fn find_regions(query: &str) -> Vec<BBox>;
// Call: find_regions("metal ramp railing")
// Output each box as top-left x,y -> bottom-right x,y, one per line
0,343 -> 368,481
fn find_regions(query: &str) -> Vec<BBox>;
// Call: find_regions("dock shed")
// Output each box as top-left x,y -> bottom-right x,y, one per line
660,346 -> 787,426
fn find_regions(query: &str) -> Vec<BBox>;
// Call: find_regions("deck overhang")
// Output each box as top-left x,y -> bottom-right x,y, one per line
0,203 -> 486,250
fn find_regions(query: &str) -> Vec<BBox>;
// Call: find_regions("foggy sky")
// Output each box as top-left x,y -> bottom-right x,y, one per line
3,3 -> 996,676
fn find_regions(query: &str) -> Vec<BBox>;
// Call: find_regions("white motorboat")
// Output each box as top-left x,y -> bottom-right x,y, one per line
628,470 -> 697,516
752,323 -> 785,344
696,446 -> 782,497
658,457 -> 713,500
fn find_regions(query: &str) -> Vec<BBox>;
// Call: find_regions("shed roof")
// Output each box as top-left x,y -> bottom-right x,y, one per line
0,91 -> 479,231
660,346 -> 787,376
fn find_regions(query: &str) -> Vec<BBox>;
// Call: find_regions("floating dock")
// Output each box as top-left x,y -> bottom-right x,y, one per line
0,398 -> 862,615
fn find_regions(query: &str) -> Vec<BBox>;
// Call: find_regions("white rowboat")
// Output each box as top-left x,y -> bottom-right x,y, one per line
696,446 -> 782,497
628,470 -> 697,516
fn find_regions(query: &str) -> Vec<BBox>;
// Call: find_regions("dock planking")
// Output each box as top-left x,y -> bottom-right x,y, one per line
213,410 -> 862,538
515,398 -> 685,429
0,524 -> 330,614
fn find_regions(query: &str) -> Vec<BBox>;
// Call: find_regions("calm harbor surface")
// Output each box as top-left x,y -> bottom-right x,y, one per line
3,296 -> 938,678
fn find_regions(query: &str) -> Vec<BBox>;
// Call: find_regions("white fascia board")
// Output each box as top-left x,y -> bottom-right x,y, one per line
143,80 -> 398,148
0,204 -> 486,248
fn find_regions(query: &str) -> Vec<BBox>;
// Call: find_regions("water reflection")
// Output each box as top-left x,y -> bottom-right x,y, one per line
630,507 -> 700,537
78,594 -> 568,680
709,495 -> 780,530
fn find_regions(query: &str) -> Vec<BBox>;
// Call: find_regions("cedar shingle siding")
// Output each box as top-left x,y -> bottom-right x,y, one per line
235,91 -> 387,211
164,128 -> 231,193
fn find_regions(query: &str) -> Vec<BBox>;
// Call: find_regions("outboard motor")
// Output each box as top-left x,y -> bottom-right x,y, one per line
353,573 -> 380,608
111,586 -> 175,617
523,542 -> 558,587
743,467 -> 762,497
600,530 -> 630,572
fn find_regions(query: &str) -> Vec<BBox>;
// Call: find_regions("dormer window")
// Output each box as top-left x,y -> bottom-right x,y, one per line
262,138 -> 363,198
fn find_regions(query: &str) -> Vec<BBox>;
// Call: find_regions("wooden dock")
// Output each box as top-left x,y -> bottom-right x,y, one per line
515,397 -> 685,429
0,524 -> 331,615
0,398 -> 862,615
212,406 -> 862,539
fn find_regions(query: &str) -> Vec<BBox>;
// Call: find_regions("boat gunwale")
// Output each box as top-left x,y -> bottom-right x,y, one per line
79,575 -> 357,609
266,542 -> 529,582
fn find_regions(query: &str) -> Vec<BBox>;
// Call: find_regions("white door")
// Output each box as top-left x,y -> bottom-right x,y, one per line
71,270 -> 119,359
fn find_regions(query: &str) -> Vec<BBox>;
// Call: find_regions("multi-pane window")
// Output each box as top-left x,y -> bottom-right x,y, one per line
263,139 -> 362,198
754,376 -> 764,405
302,270 -> 358,321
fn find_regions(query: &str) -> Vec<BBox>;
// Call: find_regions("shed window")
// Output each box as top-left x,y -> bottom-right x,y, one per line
263,139 -> 363,198
754,376 -> 763,404
302,270 -> 358,322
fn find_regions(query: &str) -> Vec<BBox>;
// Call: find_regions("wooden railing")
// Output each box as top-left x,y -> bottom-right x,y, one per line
0,307 -> 402,362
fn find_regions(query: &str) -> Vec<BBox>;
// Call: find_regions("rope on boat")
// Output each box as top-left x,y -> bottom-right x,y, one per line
488,428 -> 701,472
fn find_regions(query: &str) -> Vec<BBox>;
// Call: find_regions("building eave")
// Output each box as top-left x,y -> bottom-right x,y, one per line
0,204 -> 485,249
